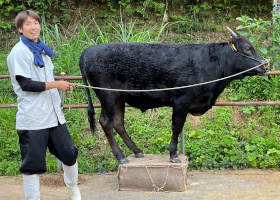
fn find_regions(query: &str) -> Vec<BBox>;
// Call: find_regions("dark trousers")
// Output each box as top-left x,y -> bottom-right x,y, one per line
17,123 -> 78,175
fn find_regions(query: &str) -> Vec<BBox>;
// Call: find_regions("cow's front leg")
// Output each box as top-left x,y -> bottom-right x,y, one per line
170,106 -> 188,163
100,109 -> 128,164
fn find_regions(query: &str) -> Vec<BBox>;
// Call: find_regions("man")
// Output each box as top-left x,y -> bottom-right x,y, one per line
7,10 -> 81,200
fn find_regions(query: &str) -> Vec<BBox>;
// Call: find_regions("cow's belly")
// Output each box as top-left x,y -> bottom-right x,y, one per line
189,107 -> 211,116
188,96 -> 215,116
123,93 -> 171,112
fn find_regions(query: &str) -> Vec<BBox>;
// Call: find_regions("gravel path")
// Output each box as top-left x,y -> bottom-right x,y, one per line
1,169 -> 280,200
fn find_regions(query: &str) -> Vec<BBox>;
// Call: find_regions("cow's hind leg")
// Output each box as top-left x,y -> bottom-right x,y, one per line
170,106 -> 188,163
99,102 -> 128,164
113,100 -> 144,159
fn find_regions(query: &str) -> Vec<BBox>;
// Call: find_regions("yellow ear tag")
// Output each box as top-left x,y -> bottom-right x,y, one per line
231,44 -> 237,52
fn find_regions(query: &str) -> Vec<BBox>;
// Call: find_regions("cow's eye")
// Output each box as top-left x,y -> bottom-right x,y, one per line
245,47 -> 252,54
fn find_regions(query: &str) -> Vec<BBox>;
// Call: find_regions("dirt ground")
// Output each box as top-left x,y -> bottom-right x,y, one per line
1,169 -> 280,200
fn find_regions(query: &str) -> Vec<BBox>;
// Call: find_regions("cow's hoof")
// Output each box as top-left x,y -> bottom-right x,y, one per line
119,158 -> 129,164
135,152 -> 144,158
170,158 -> 181,163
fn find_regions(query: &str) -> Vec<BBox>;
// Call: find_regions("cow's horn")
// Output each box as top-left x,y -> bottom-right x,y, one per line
226,26 -> 238,39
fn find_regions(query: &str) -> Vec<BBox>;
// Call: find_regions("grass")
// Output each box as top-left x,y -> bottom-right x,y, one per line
1,15 -> 280,175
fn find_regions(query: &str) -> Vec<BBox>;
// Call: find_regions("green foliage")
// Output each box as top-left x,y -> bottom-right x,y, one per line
0,0 -> 272,41
0,108 -> 21,176
0,0 -> 70,46
0,0 -> 69,19
170,20 -> 217,33
236,15 -> 271,55
143,0 -> 165,14
41,21 -> 96,76
39,13 -> 167,76
106,15 -> 157,43
270,13 -> 280,66
0,0 -> 25,17
236,14 -> 280,69
230,14 -> 280,104
0,21 -> 12,32
185,107 -> 280,170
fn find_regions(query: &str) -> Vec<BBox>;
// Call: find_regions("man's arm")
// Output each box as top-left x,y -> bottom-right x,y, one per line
16,75 -> 75,92
16,75 -> 45,92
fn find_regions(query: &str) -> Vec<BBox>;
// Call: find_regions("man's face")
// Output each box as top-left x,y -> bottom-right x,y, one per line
18,16 -> 41,43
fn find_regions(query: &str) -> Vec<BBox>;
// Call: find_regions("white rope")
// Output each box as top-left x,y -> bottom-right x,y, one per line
119,165 -> 128,173
62,86 -> 73,115
145,166 -> 170,192
74,61 -> 269,92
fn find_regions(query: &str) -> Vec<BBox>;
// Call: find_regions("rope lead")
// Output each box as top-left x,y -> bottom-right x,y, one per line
74,60 -> 269,92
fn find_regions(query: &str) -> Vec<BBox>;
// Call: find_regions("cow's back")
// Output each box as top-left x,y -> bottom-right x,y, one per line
80,42 -> 227,112
81,43 -> 214,88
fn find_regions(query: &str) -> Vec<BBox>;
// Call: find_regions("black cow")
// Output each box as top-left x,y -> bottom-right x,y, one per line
79,27 -> 268,164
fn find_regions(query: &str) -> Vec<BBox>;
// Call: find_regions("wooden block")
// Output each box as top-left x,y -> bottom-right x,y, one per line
117,154 -> 188,192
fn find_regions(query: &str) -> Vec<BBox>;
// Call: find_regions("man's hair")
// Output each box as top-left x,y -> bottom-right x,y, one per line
15,10 -> 41,29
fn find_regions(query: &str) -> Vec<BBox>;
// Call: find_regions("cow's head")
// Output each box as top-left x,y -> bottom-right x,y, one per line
227,26 -> 269,77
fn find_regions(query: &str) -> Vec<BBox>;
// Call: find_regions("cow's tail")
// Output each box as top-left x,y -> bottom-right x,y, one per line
79,52 -> 95,133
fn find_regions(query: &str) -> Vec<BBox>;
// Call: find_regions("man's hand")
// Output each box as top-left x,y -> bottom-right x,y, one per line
45,81 -> 75,91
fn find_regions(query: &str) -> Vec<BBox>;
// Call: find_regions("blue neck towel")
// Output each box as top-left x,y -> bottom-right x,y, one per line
20,35 -> 54,68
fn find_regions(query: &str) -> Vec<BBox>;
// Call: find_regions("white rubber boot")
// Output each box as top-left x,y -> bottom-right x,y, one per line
62,162 -> 81,200
22,174 -> 40,200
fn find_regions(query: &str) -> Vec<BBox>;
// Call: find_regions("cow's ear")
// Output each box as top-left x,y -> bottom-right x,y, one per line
227,26 -> 238,39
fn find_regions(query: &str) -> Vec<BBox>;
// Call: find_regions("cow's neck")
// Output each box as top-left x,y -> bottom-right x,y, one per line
220,43 -> 238,82
216,43 -> 236,91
